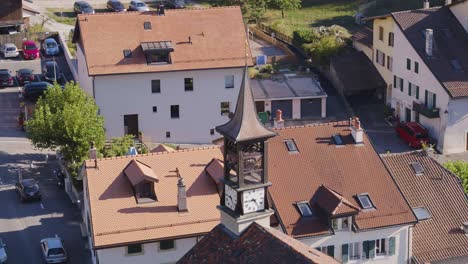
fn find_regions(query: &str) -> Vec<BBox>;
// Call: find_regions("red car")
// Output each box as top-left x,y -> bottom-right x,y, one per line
396,122 -> 430,148
22,40 -> 40,60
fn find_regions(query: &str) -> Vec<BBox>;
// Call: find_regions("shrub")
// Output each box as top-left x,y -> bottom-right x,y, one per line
444,161 -> 468,194
292,28 -> 319,48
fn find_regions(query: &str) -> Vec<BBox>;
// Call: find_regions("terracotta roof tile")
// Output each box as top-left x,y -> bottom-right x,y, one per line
75,7 -> 252,76
84,147 -> 223,248
151,144 -> 175,153
178,223 -> 339,264
392,7 -> 468,98
313,185 -> 360,217
382,151 -> 468,263
123,159 -> 159,185
267,122 -> 417,237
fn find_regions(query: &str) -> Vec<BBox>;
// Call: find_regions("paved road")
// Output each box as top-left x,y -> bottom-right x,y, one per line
0,87 -> 91,263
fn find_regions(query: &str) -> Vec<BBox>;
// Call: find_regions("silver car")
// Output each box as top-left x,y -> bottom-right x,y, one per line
40,235 -> 67,263
129,0 -> 149,11
0,239 -> 7,264
0,43 -> 19,59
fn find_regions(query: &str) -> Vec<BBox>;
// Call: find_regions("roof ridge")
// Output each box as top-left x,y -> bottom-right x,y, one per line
380,150 -> 423,157
272,120 -> 350,131
391,5 -> 441,15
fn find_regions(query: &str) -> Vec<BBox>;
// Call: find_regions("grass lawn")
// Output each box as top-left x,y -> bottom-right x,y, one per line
262,0 -> 360,36
46,8 -> 77,26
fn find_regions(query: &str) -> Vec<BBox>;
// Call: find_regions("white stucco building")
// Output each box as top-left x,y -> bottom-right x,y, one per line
361,0 -> 468,154
73,7 -> 251,144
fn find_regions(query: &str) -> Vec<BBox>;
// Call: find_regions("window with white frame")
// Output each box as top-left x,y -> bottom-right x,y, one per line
393,76 -> 404,92
349,242 -> 360,259
331,217 -> 350,231
375,49 -> 385,66
225,75 -> 234,88
376,238 -> 386,255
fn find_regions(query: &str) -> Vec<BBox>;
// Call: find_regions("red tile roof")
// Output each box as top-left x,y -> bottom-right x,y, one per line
151,144 -> 175,153
74,7 -> 252,76
314,185 -> 360,217
382,151 -> 468,263
392,7 -> 468,98
267,122 -> 417,238
123,159 -> 159,185
178,223 -> 339,264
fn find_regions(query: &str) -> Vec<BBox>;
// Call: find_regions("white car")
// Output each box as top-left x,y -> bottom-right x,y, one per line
0,43 -> 19,59
129,0 -> 149,11
0,238 -> 7,264
40,235 -> 67,263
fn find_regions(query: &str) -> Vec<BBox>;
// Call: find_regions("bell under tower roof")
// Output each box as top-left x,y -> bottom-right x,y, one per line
216,66 -> 276,142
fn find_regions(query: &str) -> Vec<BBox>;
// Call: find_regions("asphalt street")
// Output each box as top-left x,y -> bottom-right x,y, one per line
0,85 -> 91,263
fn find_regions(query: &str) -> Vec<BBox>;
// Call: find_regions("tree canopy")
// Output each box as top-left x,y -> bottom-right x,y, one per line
444,160 -> 468,194
272,0 -> 301,18
26,82 -> 105,167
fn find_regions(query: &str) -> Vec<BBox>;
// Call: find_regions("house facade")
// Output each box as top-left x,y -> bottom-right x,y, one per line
73,7 -> 250,144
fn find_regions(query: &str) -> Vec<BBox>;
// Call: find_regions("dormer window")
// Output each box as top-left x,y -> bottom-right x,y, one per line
124,159 -> 159,203
357,193 -> 375,209
141,41 -> 174,65
296,201 -> 313,217
331,217 -> 350,231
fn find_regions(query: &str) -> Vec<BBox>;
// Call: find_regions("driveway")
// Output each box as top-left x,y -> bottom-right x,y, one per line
348,95 -> 412,154
0,84 -> 90,263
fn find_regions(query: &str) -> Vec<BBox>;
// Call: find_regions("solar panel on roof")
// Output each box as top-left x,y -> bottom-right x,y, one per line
410,162 -> 424,175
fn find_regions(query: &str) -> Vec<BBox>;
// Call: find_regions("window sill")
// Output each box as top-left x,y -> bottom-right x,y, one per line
171,117 -> 180,119
225,86 -> 234,89
126,252 -> 145,257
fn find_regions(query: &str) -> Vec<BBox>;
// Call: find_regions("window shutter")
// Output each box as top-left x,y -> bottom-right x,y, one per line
394,76 -> 397,88
408,83 -> 411,96
433,94 -> 436,108
416,86 -> 420,99
400,78 -> 404,92
362,241 -> 369,259
425,90 -> 428,107
327,245 -> 335,257
389,237 -> 396,256
369,240 -> 376,259
342,244 -> 349,263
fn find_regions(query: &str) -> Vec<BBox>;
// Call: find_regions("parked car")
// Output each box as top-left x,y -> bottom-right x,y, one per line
40,235 -> 67,264
74,1 -> 95,14
43,38 -> 60,56
16,178 -> 41,202
129,0 -> 149,11
16,68 -> 35,86
0,239 -> 7,264
107,0 -> 126,12
23,82 -> 53,101
22,40 -> 40,60
396,122 -> 430,148
0,69 -> 14,87
0,43 -> 19,58
43,61 -> 62,83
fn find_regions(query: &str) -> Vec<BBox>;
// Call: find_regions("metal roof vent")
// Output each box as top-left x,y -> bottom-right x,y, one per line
123,49 -> 132,58
411,162 -> 424,175
144,21 -> 152,30
463,221 -> 468,234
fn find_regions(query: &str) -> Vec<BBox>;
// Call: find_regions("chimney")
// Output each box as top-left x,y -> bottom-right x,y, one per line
89,142 -> 97,160
423,0 -> 430,9
425,29 -> 434,56
351,118 -> 364,144
445,0 -> 452,5
274,109 -> 284,129
463,221 -> 468,234
177,169 -> 188,212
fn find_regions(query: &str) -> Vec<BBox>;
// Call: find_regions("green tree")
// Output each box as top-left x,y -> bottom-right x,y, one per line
444,160 -> 468,194
302,35 -> 344,65
272,0 -> 301,18
26,82 -> 105,170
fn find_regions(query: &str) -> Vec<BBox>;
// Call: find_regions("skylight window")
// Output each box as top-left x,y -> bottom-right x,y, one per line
450,59 -> 463,71
412,207 -> 431,220
144,21 -> 152,30
123,49 -> 132,58
285,140 -> 298,153
357,193 -> 375,209
332,134 -> 344,146
296,202 -> 313,217
410,162 -> 424,175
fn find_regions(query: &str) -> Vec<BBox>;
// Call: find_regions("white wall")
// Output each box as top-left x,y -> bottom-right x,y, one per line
391,24 -> 451,151
76,43 -> 94,97
450,1 -> 468,32
299,224 -> 411,264
94,68 -> 243,143
443,98 -> 468,154
96,237 -> 199,264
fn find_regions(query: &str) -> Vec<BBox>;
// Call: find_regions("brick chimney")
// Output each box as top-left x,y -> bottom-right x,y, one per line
274,109 -> 284,129
423,0 -> 430,9
351,118 -> 364,144
425,29 -> 434,56
177,169 -> 188,212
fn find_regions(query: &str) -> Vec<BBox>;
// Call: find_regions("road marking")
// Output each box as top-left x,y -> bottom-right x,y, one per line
40,203 -> 45,209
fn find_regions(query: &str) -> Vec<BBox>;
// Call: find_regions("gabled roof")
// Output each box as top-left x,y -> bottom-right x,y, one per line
216,66 -> 276,142
382,151 -> 468,264
178,223 -> 339,264
352,27 -> 373,48
84,146 -> 223,248
151,144 -> 175,153
22,1 -> 40,15
74,7 -> 252,76
205,158 -> 224,185
267,122 -> 417,238
123,159 -> 158,185
313,185 -> 360,217
392,6 -> 468,98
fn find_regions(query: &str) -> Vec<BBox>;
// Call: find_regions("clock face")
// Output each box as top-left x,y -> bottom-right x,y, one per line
224,184 -> 237,211
242,188 -> 265,214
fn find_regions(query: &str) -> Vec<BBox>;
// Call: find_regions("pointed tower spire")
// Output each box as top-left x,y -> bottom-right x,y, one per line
216,66 -> 276,142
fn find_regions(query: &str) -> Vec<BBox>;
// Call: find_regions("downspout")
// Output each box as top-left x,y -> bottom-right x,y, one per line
92,76 -> 96,99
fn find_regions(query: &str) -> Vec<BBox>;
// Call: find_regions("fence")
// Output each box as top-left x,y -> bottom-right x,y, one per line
249,25 -> 298,65
0,32 -> 27,47
256,23 -> 293,44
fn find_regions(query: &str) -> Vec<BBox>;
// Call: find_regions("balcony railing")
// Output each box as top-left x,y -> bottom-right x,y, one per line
413,101 -> 440,118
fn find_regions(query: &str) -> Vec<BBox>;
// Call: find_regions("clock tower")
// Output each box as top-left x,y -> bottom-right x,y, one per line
215,66 -> 276,236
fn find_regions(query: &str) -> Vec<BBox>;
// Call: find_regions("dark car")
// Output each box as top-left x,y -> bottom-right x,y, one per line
43,61 -> 62,83
23,82 -> 53,101
16,179 -> 41,202
107,0 -> 126,12
16,69 -> 35,86
74,1 -> 95,14
0,69 -> 14,87
396,122 -> 430,148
